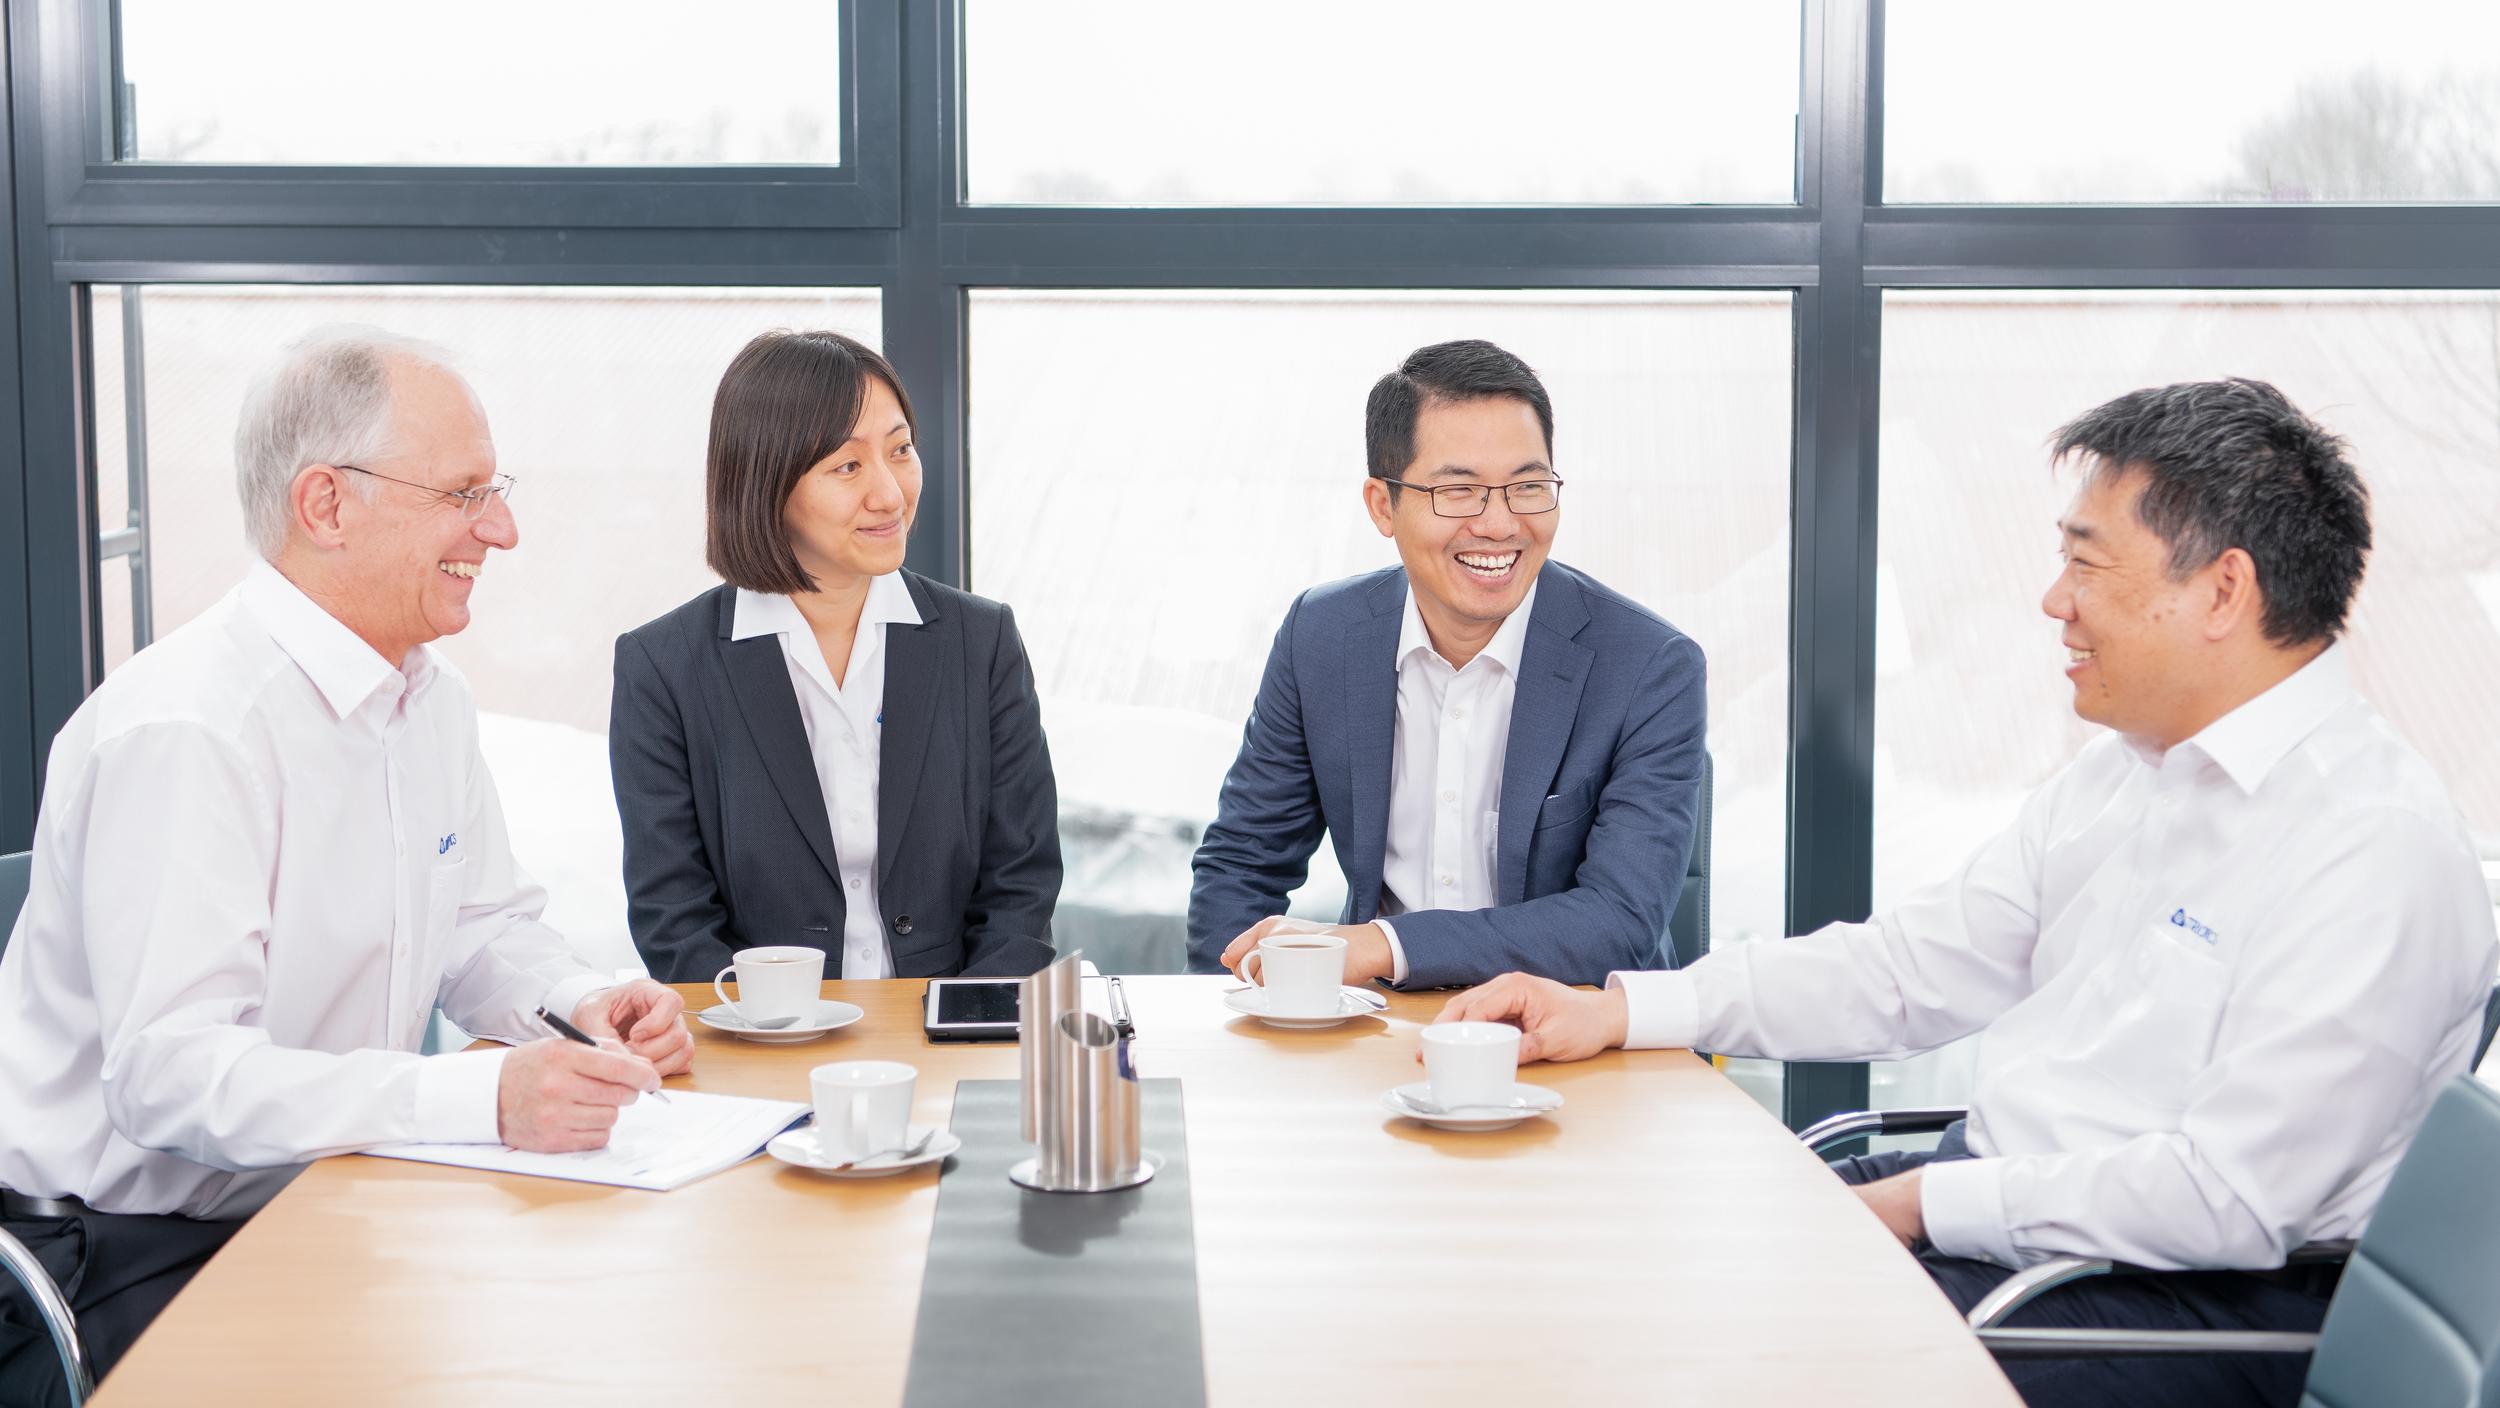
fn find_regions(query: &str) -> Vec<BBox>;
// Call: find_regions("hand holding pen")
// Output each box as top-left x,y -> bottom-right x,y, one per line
488,1008 -> 670,1154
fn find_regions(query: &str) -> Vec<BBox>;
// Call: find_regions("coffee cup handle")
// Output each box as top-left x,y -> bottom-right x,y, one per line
713,966 -> 741,1020
1238,949 -> 1264,987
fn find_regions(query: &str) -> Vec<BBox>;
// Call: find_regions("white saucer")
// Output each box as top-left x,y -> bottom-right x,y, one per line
1381,1081 -> 1563,1131
767,1124 -> 961,1177
1222,986 -> 1385,1029
696,999 -> 865,1043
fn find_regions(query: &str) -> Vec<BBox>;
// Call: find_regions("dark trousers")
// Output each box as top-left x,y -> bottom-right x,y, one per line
0,1207 -> 242,1408
1831,1125 -> 2330,1408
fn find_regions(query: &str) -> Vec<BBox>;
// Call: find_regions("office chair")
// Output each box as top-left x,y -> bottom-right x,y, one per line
1974,1074 -> 2500,1407
0,848 -> 97,1406
1798,981 -> 2500,1363
1666,753 -> 1712,971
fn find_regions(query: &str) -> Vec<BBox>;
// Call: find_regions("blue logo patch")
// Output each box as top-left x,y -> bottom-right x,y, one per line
2168,908 -> 2218,944
437,832 -> 458,856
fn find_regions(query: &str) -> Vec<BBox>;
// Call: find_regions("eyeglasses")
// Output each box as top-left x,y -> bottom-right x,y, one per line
1378,476 -> 1564,518
339,465 -> 517,521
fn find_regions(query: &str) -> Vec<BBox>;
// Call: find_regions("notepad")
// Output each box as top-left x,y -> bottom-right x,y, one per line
362,1089 -> 811,1191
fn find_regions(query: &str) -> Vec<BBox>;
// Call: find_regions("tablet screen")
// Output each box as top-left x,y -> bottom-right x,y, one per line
935,981 -> 1021,1026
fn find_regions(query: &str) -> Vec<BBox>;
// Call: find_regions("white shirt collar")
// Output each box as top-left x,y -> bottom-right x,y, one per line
731,572 -> 924,643
237,560 -> 434,719
1395,579 -> 1539,678
2160,642 -> 2358,793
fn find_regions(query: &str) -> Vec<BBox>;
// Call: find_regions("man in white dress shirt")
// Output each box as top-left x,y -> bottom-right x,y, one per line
1438,378 -> 2498,1407
0,327 -> 693,1402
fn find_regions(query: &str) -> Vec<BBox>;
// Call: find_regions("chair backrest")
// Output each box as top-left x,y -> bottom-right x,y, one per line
2477,984 -> 2500,1069
0,849 -> 30,966
2300,1075 -> 2500,1407
1667,753 -> 1712,970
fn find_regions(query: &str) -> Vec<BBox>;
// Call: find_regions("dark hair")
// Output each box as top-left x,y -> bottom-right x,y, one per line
2051,377 -> 2371,647
1365,339 -> 1555,495
705,329 -> 917,595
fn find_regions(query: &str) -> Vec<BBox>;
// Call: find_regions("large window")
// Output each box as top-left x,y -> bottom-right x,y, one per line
116,1 -> 845,165
963,1 -> 1801,204
90,285 -> 881,973
1871,289 -> 2500,1109
1885,1 -> 2500,202
968,290 -> 1794,985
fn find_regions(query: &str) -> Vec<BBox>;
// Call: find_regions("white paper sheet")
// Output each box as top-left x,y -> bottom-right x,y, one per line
361,1089 -> 810,1191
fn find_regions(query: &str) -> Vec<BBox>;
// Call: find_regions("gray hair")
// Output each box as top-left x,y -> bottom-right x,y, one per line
233,325 -> 461,560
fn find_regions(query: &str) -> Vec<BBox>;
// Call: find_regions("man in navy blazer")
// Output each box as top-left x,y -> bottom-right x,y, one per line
1189,340 -> 1707,989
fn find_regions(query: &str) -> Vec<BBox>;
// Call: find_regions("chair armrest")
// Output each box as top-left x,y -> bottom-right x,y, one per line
1969,1240 -> 2357,1329
0,1223 -> 93,1403
1979,1328 -> 2319,1360
1799,1106 -> 1968,1155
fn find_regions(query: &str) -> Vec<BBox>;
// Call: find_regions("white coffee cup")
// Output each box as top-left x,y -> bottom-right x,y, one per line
1421,1022 -> 1522,1109
712,945 -> 826,1027
1238,933 -> 1348,1017
810,1060 -> 916,1162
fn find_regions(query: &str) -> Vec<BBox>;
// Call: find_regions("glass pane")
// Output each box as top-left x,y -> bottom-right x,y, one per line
89,285 -> 881,975
117,1 -> 841,165
970,290 -> 1793,1109
964,1 -> 1799,204
1886,0 -> 2500,202
1873,290 -> 2500,1115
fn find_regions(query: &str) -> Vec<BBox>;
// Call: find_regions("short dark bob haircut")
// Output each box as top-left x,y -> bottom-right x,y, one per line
1365,339 -> 1555,496
2052,377 -> 2371,648
705,329 -> 917,595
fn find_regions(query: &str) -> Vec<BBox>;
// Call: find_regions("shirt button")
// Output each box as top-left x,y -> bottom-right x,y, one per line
848,877 -> 862,889
1451,707 -> 1467,721
1440,789 -> 1456,803
1439,873 -> 1455,887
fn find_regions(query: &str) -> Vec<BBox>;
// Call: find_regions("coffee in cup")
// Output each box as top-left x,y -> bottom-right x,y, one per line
1420,1021 -> 1522,1109
712,945 -> 826,1027
1239,932 -> 1348,1018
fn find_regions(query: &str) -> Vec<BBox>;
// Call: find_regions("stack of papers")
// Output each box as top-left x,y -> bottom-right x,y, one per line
363,1090 -> 811,1191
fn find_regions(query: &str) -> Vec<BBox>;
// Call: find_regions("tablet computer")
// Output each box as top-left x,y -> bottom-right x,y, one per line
923,977 -> 1022,1042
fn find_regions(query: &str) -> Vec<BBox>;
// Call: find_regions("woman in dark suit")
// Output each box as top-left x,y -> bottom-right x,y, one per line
611,330 -> 1061,983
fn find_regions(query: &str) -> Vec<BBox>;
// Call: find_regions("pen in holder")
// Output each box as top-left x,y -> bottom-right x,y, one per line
1010,950 -> 1159,1193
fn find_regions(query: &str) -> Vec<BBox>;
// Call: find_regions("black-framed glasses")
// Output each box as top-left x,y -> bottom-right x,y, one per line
339,465 -> 517,521
1379,476 -> 1564,518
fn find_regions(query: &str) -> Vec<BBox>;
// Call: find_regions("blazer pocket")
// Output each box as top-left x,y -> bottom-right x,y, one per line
1533,776 -> 1600,831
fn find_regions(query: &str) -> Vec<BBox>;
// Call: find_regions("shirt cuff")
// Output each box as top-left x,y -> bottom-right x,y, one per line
1374,919 -> 1410,987
540,972 -> 612,1029
413,1047 -> 510,1145
1920,1156 -> 2018,1267
1606,969 -> 1702,1049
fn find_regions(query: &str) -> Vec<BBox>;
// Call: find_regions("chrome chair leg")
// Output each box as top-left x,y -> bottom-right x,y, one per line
0,1223 -> 93,1406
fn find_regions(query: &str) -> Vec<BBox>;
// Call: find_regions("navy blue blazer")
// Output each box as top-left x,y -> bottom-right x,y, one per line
1186,561 -> 1706,988
610,575 -> 1062,983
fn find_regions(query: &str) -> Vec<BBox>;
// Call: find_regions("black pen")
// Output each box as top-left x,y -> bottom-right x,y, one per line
535,1005 -> 670,1104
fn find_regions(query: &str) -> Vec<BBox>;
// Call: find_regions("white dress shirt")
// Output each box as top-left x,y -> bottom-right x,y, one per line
730,574 -> 922,980
1614,644 -> 2498,1270
0,563 -> 607,1218
1376,583 -> 1537,985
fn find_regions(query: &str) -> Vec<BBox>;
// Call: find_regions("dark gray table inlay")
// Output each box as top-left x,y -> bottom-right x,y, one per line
901,1077 -> 1206,1408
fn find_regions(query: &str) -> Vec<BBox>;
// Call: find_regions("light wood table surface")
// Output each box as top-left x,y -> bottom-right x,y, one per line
95,977 -> 2016,1405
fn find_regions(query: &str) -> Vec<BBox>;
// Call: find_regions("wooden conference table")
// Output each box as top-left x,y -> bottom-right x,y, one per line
96,977 -> 2017,1405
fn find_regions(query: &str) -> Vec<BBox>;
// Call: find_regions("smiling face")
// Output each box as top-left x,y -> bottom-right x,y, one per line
330,361 -> 513,663
2041,467 -> 2220,747
1364,394 -> 1559,653
782,374 -> 920,592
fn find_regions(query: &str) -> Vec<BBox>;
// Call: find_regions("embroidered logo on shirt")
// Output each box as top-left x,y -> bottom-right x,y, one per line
437,832 -> 458,856
2168,908 -> 2218,944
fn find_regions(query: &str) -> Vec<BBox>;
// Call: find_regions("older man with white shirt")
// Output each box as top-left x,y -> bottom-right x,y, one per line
1439,378 -> 2498,1408
0,327 -> 692,1403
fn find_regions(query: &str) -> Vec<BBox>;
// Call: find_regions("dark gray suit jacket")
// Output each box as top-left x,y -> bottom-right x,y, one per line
610,575 -> 1061,982
1186,561 -> 1706,988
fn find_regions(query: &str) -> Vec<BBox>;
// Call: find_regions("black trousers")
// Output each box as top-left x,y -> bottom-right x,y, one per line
1831,1126 -> 2330,1408
0,1207 -> 242,1408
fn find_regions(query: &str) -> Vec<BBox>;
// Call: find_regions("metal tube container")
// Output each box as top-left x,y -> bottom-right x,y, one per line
1057,1011 -> 1142,1190
1019,950 -> 1082,1145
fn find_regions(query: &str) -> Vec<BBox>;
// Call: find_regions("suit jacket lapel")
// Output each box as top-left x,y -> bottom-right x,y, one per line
1343,573 -> 1405,919
1496,569 -> 1593,903
720,627 -> 844,889
877,578 -> 942,894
